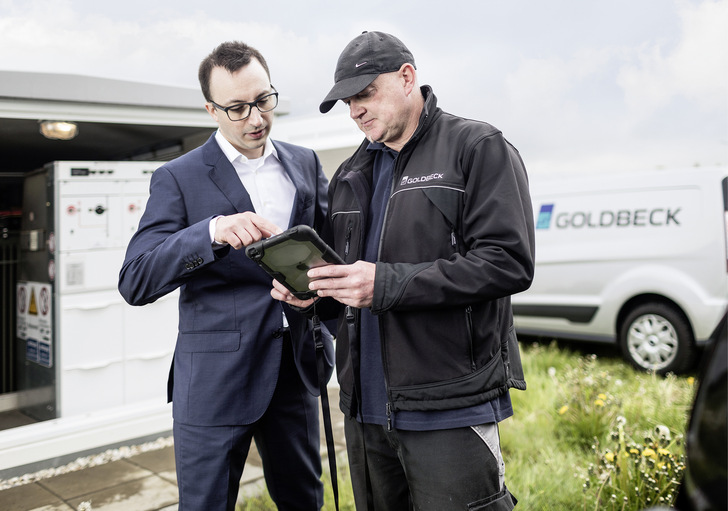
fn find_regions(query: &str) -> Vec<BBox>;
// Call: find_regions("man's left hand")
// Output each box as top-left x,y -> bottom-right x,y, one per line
307,261 -> 375,308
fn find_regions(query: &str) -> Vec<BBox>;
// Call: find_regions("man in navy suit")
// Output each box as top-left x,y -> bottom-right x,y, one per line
118,41 -> 332,510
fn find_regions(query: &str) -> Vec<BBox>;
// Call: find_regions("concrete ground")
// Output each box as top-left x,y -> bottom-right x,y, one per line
0,386 -> 346,511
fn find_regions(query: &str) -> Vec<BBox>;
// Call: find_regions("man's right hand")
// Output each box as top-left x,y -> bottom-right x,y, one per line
270,279 -> 317,309
214,212 -> 282,250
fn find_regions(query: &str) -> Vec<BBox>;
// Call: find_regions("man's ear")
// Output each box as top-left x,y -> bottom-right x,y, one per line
204,102 -> 219,122
399,63 -> 417,96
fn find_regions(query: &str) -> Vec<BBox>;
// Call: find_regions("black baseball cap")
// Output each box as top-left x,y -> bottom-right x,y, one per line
319,31 -> 415,114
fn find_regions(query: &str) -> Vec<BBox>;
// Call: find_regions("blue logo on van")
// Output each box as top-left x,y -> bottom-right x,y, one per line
536,204 -> 554,229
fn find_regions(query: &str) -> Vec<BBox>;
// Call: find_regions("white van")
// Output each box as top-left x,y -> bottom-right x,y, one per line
513,166 -> 728,373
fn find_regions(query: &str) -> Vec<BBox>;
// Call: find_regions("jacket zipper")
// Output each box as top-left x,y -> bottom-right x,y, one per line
466,305 -> 476,371
344,223 -> 353,257
378,151 -> 404,432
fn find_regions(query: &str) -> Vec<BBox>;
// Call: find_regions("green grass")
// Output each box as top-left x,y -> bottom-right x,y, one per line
239,340 -> 697,510
502,341 -> 695,510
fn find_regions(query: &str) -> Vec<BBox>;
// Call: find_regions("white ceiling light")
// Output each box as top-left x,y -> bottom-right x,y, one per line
39,120 -> 78,140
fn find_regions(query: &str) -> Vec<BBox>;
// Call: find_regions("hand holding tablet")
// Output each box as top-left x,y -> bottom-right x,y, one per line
246,225 -> 344,300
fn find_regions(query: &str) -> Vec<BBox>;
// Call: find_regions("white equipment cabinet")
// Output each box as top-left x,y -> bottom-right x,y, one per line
53,161 -> 177,416
1,161 -> 178,474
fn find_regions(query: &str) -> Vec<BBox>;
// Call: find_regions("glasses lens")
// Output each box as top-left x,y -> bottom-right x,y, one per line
256,92 -> 278,113
226,103 -> 251,121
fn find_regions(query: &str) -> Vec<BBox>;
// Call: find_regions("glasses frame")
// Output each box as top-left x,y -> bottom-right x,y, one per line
210,86 -> 279,122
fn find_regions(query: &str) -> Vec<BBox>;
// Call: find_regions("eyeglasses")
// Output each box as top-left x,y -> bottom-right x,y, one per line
210,88 -> 279,121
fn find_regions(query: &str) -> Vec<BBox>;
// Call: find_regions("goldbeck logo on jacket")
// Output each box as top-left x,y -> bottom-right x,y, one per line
400,172 -> 445,186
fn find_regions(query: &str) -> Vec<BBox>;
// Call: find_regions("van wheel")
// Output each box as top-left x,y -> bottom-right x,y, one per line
619,302 -> 695,374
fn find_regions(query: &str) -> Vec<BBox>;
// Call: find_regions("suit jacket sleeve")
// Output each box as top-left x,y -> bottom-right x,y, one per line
118,163 -> 221,306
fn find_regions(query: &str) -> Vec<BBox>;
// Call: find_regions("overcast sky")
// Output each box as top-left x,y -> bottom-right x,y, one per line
1,0 -> 726,174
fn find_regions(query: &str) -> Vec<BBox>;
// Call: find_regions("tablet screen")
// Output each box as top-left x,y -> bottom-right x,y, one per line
246,225 -> 343,299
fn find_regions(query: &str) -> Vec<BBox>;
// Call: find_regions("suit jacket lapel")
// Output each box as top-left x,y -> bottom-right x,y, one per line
203,136 -> 256,214
274,141 -> 306,227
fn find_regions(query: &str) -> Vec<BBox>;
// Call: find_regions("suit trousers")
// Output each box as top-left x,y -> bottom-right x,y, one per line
174,335 -> 324,511
344,417 -> 517,510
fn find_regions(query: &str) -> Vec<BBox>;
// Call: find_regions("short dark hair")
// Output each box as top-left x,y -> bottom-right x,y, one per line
198,41 -> 271,102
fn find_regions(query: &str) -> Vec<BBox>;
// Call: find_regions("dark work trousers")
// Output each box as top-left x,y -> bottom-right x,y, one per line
174,335 -> 323,511
344,417 -> 517,510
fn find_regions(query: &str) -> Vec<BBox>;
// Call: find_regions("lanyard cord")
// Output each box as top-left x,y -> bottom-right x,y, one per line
312,302 -> 339,510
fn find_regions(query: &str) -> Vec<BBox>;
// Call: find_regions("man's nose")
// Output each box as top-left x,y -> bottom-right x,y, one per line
348,101 -> 364,119
248,106 -> 264,125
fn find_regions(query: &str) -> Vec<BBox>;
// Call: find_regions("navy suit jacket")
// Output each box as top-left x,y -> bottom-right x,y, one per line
118,134 -> 334,426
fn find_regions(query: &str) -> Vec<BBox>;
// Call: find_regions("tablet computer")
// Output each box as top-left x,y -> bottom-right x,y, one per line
245,224 -> 344,300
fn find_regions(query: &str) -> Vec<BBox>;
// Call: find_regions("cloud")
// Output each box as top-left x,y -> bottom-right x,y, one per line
493,0 -> 728,174
0,0 -> 356,115
617,0 -> 728,115
0,0 -> 725,173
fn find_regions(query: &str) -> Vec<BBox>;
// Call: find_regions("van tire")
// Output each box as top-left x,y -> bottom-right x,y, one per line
619,302 -> 695,374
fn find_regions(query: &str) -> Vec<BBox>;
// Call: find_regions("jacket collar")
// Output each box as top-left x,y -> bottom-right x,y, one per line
336,85 -> 440,183
202,133 -> 255,214
407,85 -> 438,148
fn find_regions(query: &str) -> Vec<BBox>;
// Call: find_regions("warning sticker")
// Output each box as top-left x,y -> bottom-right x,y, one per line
16,281 -> 53,368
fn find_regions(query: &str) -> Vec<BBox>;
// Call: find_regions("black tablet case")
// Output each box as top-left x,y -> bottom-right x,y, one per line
245,225 -> 344,299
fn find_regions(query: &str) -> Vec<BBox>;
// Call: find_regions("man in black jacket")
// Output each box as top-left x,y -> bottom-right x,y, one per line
272,31 -> 535,510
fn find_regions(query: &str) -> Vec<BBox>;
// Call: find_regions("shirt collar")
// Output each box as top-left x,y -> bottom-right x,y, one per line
366,141 -> 398,157
214,130 -> 279,165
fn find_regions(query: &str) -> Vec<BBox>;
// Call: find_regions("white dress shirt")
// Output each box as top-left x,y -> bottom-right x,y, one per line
214,130 -> 296,232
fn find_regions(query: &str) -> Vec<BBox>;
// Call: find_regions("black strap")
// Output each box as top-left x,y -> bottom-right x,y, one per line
312,313 -> 339,511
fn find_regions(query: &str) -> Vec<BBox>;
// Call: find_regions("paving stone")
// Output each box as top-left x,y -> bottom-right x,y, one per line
241,463 -> 265,485
0,482 -> 73,511
125,445 -> 175,475
247,442 -> 263,466
38,460 -> 152,500
67,475 -> 178,511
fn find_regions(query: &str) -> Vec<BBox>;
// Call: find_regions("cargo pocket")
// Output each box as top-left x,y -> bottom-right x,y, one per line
471,423 -> 505,490
467,487 -> 517,510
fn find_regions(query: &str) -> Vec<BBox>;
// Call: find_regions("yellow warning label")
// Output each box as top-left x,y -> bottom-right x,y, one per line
29,288 -> 38,315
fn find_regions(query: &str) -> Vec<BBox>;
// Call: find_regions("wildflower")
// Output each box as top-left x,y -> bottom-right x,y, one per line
655,425 -> 672,444
643,448 -> 657,459
548,367 -> 556,377
594,398 -> 605,407
687,376 -> 695,386
604,451 -> 615,463
598,393 -> 607,400
558,405 -> 569,415
658,448 -> 671,457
